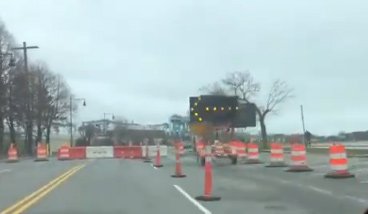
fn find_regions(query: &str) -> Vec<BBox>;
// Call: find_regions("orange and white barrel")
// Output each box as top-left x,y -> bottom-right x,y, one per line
229,140 -> 247,159
286,144 -> 312,172
7,144 -> 18,163
58,145 -> 70,160
266,143 -> 287,167
213,142 -> 225,157
325,144 -> 354,178
35,143 -> 49,161
246,143 -> 262,164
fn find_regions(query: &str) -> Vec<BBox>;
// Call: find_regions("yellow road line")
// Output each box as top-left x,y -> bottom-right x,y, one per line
1,164 -> 85,214
13,165 -> 85,214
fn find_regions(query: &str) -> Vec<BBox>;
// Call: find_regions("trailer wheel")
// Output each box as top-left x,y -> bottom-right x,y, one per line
231,156 -> 237,165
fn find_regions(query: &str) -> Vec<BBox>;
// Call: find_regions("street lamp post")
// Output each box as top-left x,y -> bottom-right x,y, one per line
103,113 -> 115,135
70,96 -> 86,147
11,42 -> 39,154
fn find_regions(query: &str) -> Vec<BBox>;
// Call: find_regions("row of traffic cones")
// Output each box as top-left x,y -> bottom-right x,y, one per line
144,140 -> 219,201
145,139 -> 356,205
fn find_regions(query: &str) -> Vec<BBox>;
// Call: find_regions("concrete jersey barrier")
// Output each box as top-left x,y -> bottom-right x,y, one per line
142,145 -> 168,157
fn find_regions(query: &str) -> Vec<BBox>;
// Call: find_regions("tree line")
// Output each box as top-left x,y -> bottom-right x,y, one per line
200,71 -> 293,149
0,20 -> 73,155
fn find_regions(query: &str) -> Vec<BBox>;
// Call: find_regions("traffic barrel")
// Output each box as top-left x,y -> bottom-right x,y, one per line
325,144 -> 354,178
7,143 -> 19,163
265,143 -> 287,167
57,144 -> 70,160
246,142 -> 262,164
35,143 -> 49,162
171,141 -> 186,178
286,144 -> 313,172
229,140 -> 247,162
195,144 -> 221,201
153,144 -> 163,167
143,143 -> 151,163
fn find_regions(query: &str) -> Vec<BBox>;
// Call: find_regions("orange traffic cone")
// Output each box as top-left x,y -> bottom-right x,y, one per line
57,144 -> 70,160
171,141 -> 186,178
35,143 -> 49,161
153,144 -> 163,167
325,143 -> 354,178
286,144 -> 313,172
195,143 -> 221,201
266,143 -> 287,167
143,143 -> 151,163
7,143 -> 18,163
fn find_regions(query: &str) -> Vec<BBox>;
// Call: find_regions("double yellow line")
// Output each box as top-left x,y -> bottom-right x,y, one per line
1,164 -> 85,214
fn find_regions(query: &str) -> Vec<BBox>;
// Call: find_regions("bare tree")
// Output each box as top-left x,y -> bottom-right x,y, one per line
257,80 -> 293,148
201,71 -> 293,149
42,72 -> 70,147
0,21 -> 16,152
5,58 -> 24,145
222,71 -> 260,101
78,124 -> 97,146
199,81 -> 228,96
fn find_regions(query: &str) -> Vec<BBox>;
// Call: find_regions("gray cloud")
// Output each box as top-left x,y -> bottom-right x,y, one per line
1,0 -> 368,135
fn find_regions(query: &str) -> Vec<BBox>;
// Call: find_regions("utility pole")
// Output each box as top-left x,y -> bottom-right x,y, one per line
12,42 -> 39,155
300,105 -> 306,146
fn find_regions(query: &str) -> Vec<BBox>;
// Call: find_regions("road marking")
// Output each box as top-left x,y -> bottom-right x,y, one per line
151,164 -> 158,169
307,185 -> 333,196
0,164 -> 85,214
173,185 -> 211,214
343,195 -> 368,205
0,169 -> 11,174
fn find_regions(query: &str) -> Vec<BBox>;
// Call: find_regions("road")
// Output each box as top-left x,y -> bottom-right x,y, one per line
0,151 -> 367,214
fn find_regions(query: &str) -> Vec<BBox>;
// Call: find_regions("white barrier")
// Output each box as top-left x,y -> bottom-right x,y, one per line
142,145 -> 168,157
86,146 -> 114,158
312,141 -> 368,150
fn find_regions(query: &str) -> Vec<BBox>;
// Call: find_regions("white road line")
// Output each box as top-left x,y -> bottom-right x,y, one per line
343,195 -> 368,205
0,169 -> 11,173
307,185 -> 333,196
359,180 -> 368,184
173,185 -> 211,214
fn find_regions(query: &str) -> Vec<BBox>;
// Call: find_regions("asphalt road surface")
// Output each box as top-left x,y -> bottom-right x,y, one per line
0,151 -> 367,214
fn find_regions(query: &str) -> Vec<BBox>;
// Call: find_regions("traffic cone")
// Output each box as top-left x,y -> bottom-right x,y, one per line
246,142 -> 262,164
153,144 -> 163,167
286,144 -> 313,172
171,142 -> 186,178
266,143 -> 287,167
195,144 -> 221,201
7,143 -> 18,163
35,143 -> 49,161
57,144 -> 70,161
143,143 -> 151,163
325,144 -> 354,178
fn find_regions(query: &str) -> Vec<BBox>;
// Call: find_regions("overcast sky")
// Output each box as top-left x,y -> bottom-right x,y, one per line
0,0 -> 367,135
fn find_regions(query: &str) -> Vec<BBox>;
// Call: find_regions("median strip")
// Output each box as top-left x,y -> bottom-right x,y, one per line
0,164 -> 85,214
